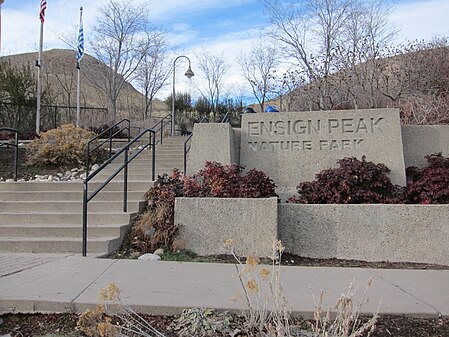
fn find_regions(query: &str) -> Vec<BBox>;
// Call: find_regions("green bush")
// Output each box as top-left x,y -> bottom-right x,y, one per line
26,124 -> 106,168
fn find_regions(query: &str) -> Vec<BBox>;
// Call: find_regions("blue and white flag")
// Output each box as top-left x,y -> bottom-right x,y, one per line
76,7 -> 84,62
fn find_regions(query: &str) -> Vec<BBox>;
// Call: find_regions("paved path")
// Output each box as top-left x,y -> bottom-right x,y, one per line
0,253 -> 448,318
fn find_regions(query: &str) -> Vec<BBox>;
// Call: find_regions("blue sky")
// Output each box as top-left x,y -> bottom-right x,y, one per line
1,0 -> 449,99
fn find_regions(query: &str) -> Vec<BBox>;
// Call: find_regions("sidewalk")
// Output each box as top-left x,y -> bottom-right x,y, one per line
0,253 -> 448,318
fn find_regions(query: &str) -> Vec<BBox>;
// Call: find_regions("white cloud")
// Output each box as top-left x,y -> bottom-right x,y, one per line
390,0 -> 449,43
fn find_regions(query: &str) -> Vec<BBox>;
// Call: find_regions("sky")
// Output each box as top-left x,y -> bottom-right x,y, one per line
1,0 -> 449,101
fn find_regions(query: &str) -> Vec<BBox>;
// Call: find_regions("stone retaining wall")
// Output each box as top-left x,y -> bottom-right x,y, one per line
174,197 -> 278,257
174,198 -> 449,265
279,204 -> 449,265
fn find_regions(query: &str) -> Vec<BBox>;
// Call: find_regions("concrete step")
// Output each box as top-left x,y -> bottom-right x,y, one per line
0,236 -> 122,254
0,136 -> 186,255
0,200 -> 143,213
0,212 -> 135,225
92,170 -> 179,180
0,182 -> 83,192
0,181 -> 153,192
0,223 -> 131,238
0,190 -> 145,202
98,163 -> 183,172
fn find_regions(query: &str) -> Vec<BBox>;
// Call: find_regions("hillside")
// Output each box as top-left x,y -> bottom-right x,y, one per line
262,44 -> 449,125
0,49 -> 168,121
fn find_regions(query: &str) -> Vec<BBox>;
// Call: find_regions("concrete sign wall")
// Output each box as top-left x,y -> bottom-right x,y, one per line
240,109 -> 406,198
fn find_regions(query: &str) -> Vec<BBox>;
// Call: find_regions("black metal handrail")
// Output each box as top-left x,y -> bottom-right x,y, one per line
82,128 -> 156,256
183,116 -> 209,174
221,112 -> 230,123
151,113 -> 172,145
0,127 -> 19,181
85,119 -> 131,177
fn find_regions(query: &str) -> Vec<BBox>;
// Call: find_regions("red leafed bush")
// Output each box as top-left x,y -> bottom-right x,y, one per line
133,163 -> 276,253
183,161 -> 277,198
288,156 -> 404,204
240,168 -> 278,198
406,153 -> 449,204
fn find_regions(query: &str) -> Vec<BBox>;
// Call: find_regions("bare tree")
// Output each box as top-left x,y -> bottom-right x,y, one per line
237,42 -> 279,112
135,31 -> 170,121
91,0 -> 150,118
261,0 -> 354,109
195,50 -> 229,120
261,0 -> 399,110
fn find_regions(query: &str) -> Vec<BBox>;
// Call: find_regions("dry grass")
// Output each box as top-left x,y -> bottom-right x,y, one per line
226,239 -> 291,336
311,280 -> 379,337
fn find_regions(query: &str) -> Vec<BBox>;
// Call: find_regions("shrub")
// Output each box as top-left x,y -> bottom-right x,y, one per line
406,153 -> 449,204
132,170 -> 184,253
289,156 -> 404,204
132,163 -> 276,254
26,124 -> 106,168
183,161 -> 277,198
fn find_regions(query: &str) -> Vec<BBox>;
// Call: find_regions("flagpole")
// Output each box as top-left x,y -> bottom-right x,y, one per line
0,0 -> 4,55
76,61 -> 80,127
76,6 -> 83,127
36,0 -> 46,135
36,21 -> 43,134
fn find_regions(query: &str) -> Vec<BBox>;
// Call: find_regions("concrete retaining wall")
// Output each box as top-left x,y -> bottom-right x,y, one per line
186,123 -> 237,175
401,125 -> 449,168
279,204 -> 449,265
174,197 -> 278,257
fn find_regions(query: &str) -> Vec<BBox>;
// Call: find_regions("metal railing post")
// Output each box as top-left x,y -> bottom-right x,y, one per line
85,145 -> 90,178
160,119 -> 164,144
109,127 -> 113,158
13,131 -> 18,181
123,146 -> 128,212
151,132 -> 156,181
82,182 -> 88,256
0,128 -> 20,182
184,141 -> 188,174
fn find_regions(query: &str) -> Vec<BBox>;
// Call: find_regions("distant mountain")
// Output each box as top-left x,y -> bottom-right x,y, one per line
0,49 -> 168,120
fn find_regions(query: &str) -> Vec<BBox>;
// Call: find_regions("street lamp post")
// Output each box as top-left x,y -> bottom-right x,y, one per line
172,55 -> 194,137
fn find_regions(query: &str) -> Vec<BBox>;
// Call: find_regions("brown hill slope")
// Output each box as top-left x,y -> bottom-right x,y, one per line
1,49 -> 168,121
262,44 -> 449,124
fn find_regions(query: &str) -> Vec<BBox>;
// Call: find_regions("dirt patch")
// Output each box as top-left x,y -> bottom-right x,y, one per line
0,147 -> 62,181
0,313 -> 448,337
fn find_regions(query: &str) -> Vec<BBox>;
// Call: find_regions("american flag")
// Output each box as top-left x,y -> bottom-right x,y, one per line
39,0 -> 46,23
76,9 -> 84,62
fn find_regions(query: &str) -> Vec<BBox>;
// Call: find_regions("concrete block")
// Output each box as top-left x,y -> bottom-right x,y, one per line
187,123 -> 236,175
402,125 -> 449,168
240,109 -> 406,199
279,204 -> 449,265
175,197 -> 278,257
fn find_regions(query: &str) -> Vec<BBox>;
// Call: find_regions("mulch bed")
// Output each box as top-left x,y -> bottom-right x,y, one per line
0,147 -> 62,181
1,313 -> 448,337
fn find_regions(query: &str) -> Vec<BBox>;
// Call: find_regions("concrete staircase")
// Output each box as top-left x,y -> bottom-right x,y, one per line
0,136 -> 186,256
